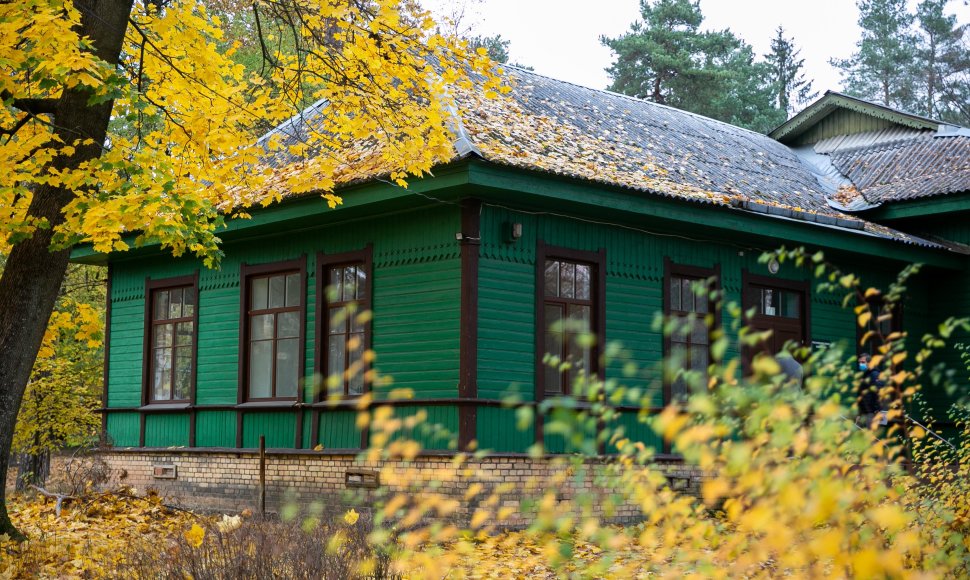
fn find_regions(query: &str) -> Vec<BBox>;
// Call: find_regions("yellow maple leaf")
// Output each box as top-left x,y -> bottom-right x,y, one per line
343,508 -> 360,525
184,523 -> 205,548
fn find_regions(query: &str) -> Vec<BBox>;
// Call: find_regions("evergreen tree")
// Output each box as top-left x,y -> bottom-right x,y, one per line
831,0 -> 918,109
765,26 -> 817,114
601,0 -> 784,132
915,0 -> 969,124
467,34 -> 510,64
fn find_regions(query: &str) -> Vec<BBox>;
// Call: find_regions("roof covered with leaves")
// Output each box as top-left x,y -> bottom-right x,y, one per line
255,68 -> 949,249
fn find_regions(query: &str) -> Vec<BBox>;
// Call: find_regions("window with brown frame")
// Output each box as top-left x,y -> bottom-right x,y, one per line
318,248 -> 372,398
144,277 -> 198,404
537,244 -> 606,397
242,261 -> 305,400
663,261 -> 719,404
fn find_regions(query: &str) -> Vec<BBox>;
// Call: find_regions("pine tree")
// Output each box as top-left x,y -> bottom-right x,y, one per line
831,0 -> 918,110
915,0 -> 969,124
601,0 -> 784,132
765,26 -> 817,115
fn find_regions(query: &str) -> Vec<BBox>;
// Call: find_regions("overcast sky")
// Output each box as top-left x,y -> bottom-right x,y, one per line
426,0 -> 970,99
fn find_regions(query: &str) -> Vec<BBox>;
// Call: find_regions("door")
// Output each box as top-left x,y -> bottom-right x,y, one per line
742,274 -> 809,372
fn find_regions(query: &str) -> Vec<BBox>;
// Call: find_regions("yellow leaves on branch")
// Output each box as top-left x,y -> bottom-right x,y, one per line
0,0 -> 506,262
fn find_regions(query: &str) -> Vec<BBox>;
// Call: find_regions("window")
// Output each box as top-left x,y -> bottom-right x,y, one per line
318,248 -> 372,398
751,287 -> 801,318
241,260 -> 306,400
536,244 -> 605,397
664,261 -> 719,403
144,276 -> 198,404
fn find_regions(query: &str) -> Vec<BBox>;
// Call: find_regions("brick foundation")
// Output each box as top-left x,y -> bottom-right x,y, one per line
99,450 -> 705,525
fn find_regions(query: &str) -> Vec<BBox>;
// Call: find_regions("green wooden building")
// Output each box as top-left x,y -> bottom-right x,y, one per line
74,73 -> 970,504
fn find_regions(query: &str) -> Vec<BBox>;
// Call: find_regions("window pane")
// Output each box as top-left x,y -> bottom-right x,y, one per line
275,338 -> 299,398
575,264 -> 591,300
671,377 -> 688,402
174,346 -> 192,400
695,282 -> 709,314
269,275 -> 285,309
691,318 -> 709,345
568,335 -> 590,371
176,321 -> 194,346
350,310 -> 367,333
545,329 -> 563,363
169,287 -> 183,319
670,277 -> 682,312
671,314 -> 688,344
691,345 -> 709,373
153,324 -> 173,348
329,267 -> 343,302
544,260 -> 560,297
278,311 -> 300,339
780,291 -> 800,318
249,341 -> 273,399
348,333 -> 365,396
343,266 -> 357,301
251,277 -> 268,311
681,278 -> 694,313
329,307 -> 346,334
154,290 -> 170,321
328,335 -> 346,383
544,361 -> 562,395
251,313 -> 275,341
560,262 -> 575,298
355,266 -> 367,299
568,304 -> 591,332
545,304 -> 563,332
153,348 -> 172,401
183,287 -> 196,318
762,289 -> 776,316
285,273 -> 301,308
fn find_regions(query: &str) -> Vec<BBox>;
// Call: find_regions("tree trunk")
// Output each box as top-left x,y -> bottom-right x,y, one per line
0,0 -> 133,540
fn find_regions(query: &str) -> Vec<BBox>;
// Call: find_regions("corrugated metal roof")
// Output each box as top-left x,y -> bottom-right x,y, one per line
829,134 -> 970,203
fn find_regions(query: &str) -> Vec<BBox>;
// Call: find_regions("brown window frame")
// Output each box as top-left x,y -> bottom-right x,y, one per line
535,242 -> 606,400
315,246 -> 374,400
238,257 -> 307,403
142,274 -> 199,406
662,259 -> 721,405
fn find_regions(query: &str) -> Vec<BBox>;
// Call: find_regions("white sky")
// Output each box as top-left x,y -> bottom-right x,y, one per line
425,0 -> 970,96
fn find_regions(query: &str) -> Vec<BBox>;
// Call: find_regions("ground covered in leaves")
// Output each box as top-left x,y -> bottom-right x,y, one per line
0,490 -> 203,578
0,491 -> 641,579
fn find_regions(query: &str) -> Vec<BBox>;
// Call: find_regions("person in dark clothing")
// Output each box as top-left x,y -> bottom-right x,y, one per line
856,352 -> 884,427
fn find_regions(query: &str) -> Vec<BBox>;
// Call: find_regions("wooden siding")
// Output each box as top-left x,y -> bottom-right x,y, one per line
791,109 -> 898,146
474,204 -> 941,453
105,205 -> 461,449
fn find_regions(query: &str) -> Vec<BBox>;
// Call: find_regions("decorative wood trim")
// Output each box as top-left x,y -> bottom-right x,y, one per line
459,199 -> 481,451
313,245 -> 374,450
534,241 -> 607,447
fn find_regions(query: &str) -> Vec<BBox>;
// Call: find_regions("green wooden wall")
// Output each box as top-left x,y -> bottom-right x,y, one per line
474,204 -> 941,452
105,204 -> 462,450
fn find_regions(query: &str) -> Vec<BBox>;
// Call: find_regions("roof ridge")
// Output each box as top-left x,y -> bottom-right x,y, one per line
503,65 -> 775,140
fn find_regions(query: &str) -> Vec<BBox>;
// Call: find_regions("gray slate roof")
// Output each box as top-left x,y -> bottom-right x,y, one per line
255,66 -> 948,249
828,131 -> 970,204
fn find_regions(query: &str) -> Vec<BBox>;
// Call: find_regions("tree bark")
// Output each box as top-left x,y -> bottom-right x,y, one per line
0,0 -> 133,540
